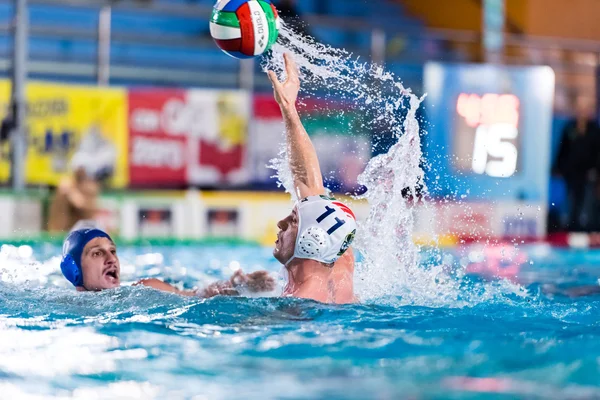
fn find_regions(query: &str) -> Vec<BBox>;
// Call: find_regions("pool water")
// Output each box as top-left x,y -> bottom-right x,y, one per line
1,243 -> 600,399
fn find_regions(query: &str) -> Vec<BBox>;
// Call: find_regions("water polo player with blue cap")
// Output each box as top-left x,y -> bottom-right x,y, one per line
268,54 -> 358,304
61,225 -> 276,295
61,227 -> 120,291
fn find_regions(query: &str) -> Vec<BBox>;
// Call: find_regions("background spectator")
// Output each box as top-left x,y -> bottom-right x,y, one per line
47,164 -> 100,233
553,96 -> 599,231
593,130 -> 600,231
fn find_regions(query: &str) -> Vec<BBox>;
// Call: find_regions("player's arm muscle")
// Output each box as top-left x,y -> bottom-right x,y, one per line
268,53 -> 325,199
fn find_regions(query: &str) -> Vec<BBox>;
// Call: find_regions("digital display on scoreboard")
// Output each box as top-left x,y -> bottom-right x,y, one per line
423,63 -> 554,202
453,93 -> 521,178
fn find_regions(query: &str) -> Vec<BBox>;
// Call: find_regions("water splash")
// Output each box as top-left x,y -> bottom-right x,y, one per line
264,24 -> 415,117
264,24 -> 527,307
267,148 -> 297,201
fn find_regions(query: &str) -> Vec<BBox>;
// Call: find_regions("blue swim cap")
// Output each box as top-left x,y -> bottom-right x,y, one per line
61,228 -> 112,287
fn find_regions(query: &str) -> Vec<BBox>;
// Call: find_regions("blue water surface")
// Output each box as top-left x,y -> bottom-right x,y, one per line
0,243 -> 599,399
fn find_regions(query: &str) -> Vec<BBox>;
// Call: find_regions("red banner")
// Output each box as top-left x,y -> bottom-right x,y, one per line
128,89 -> 250,187
128,89 -> 188,187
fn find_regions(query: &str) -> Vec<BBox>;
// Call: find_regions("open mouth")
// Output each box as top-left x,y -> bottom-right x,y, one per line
103,267 -> 119,283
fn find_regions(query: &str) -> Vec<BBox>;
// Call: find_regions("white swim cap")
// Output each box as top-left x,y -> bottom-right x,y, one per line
287,195 -> 357,266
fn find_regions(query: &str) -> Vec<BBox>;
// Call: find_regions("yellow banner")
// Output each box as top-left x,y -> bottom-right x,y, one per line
0,81 -> 128,187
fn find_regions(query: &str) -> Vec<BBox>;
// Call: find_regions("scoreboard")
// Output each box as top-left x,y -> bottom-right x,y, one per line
423,63 -> 555,203
454,92 -> 520,178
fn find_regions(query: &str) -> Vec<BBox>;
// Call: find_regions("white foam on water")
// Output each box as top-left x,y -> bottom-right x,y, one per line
264,24 -> 528,307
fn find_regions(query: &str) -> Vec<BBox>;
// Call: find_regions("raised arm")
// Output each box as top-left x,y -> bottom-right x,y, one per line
268,53 -> 325,199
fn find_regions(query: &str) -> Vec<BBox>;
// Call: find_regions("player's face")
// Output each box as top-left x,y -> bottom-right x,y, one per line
80,237 -> 120,290
274,207 -> 299,264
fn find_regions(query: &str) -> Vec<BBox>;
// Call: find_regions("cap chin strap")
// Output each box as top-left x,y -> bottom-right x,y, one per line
278,265 -> 290,295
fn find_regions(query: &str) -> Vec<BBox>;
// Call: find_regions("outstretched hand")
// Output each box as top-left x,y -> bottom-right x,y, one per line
200,270 -> 276,298
230,269 -> 276,293
267,53 -> 300,109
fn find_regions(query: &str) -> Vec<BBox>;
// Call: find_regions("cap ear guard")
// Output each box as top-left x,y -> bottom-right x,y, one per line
60,254 -> 83,287
296,226 -> 329,261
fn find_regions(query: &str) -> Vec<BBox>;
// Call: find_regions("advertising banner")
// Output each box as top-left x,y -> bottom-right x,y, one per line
250,95 -> 284,186
206,208 -> 240,237
251,95 -> 371,191
128,89 -> 251,187
0,81 -> 128,187
138,207 -> 174,238
413,201 -> 547,241
128,89 -> 188,187
187,89 -> 251,186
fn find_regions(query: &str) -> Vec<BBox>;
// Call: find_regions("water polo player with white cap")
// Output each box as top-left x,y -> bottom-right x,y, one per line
282,195 -> 356,267
268,53 -> 358,304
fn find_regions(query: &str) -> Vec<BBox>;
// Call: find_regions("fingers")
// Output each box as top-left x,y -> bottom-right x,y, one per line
245,271 -> 276,292
264,277 -> 276,291
268,54 -> 298,82
283,53 -> 299,81
230,269 -> 247,286
267,70 -> 282,88
232,269 -> 244,277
